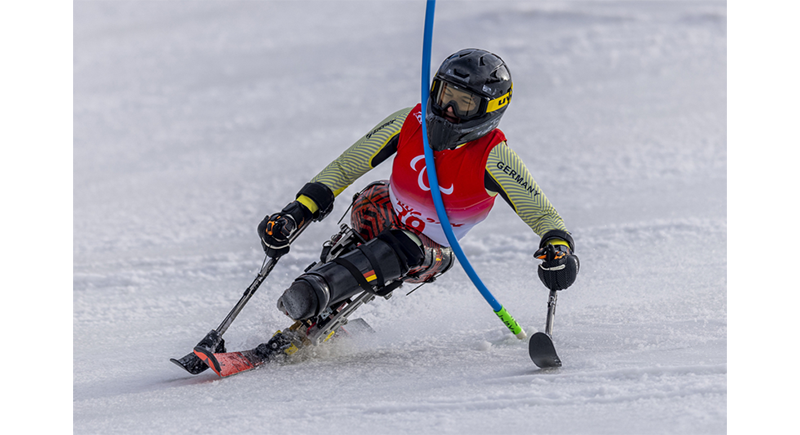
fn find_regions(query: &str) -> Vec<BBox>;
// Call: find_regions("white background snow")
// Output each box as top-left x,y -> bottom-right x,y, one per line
19,0 -> 760,432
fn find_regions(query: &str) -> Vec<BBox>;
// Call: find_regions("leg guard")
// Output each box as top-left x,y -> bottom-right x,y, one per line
277,229 -> 424,321
348,180 -> 454,284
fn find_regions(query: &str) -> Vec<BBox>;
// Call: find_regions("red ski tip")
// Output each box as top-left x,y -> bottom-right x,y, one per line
194,347 -> 261,377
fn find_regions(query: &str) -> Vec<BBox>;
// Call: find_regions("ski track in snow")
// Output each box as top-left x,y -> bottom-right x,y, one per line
74,1 -> 726,434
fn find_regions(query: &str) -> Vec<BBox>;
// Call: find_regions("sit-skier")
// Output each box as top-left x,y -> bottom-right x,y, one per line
258,48 -> 580,327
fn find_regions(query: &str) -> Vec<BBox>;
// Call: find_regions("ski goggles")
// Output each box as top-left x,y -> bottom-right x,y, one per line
430,79 -> 512,121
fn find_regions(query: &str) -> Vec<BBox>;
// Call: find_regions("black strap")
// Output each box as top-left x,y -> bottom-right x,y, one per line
377,231 -> 407,266
331,256 -> 400,297
332,258 -> 373,293
377,230 -> 424,268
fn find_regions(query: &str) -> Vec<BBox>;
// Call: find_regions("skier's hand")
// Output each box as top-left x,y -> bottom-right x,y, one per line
534,244 -> 579,291
258,201 -> 311,258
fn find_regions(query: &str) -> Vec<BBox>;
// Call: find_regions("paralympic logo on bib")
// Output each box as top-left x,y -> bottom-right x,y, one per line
410,155 -> 454,195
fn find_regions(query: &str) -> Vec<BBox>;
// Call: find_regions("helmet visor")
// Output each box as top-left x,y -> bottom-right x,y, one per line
431,80 -> 485,120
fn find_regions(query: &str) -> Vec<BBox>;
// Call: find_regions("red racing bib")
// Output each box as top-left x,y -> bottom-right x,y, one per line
389,104 -> 505,246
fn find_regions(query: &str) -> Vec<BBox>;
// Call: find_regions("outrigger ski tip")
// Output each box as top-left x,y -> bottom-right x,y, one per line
528,331 -> 562,368
527,289 -> 563,368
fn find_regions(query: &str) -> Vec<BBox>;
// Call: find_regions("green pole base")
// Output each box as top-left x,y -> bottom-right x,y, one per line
495,306 -> 527,340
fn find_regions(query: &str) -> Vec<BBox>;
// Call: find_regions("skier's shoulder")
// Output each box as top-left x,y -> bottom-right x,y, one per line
391,106 -> 415,122
366,107 -> 414,138
468,128 -> 508,158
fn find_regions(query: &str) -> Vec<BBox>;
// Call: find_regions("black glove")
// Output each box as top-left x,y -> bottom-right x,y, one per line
534,244 -> 580,291
258,201 -> 311,258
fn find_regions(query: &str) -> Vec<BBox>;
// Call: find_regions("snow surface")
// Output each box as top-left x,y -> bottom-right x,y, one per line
73,1 -> 728,434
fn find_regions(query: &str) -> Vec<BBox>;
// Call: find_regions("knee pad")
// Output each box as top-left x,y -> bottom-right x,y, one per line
277,229 -> 424,320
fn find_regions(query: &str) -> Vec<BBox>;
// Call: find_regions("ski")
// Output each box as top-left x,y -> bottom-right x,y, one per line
528,331 -> 562,368
194,330 -> 300,377
194,291 -> 380,378
175,225 -> 387,378
193,347 -> 263,377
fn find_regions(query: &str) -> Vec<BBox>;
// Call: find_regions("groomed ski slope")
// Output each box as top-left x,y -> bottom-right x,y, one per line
74,1 -> 728,433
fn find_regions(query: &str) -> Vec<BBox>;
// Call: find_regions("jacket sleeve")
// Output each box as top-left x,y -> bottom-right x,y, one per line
484,142 -> 570,238
309,108 -> 411,197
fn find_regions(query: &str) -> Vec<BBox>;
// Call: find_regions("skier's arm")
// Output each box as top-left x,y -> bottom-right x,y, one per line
484,142 -> 572,248
259,108 -> 410,258
295,108 -> 410,213
484,142 -> 579,290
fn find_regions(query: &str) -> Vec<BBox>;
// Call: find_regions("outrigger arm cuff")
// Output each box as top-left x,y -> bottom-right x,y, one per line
296,182 -> 335,221
539,229 -> 576,252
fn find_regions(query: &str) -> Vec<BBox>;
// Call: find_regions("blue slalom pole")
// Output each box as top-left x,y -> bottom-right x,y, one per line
419,0 -> 526,339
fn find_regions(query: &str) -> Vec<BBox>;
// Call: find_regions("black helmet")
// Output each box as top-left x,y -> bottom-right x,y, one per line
426,48 -> 513,151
